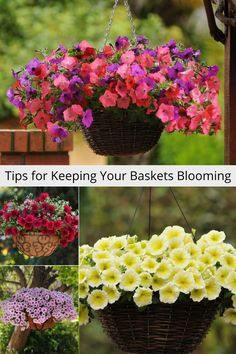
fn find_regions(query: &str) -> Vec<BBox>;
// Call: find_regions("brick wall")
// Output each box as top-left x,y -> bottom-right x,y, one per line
0,130 -> 73,165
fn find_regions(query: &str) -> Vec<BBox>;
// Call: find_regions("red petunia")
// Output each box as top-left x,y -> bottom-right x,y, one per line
54,220 -> 63,230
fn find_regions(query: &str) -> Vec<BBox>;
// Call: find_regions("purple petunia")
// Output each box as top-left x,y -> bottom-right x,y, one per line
26,58 -> 41,75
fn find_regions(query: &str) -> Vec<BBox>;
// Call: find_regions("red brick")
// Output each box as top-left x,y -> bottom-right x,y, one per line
45,135 -> 58,152
0,131 -> 12,152
14,131 -> 28,152
25,153 -> 69,165
0,153 -> 25,165
29,131 -> 44,152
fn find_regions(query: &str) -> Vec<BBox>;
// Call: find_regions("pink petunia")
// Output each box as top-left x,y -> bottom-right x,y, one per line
157,47 -> 172,66
79,40 -> 94,52
186,105 -> 198,118
63,104 -> 84,122
117,64 -> 130,79
61,55 -> 78,70
26,98 -> 42,114
117,96 -> 130,109
190,88 -> 204,104
135,83 -> 150,100
121,50 -> 135,65
41,82 -> 51,98
99,90 -> 118,108
178,69 -> 194,82
53,74 -> 70,90
149,72 -> 166,83
33,112 -> 51,129
156,103 -> 175,123
116,80 -> 128,98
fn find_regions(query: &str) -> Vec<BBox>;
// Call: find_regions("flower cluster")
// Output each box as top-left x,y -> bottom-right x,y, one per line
79,226 -> 236,326
0,192 -> 78,248
8,36 -> 221,142
0,287 -> 77,330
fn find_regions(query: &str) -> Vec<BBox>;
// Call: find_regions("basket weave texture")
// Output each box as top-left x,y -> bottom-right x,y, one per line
98,299 -> 219,354
28,316 -> 55,331
79,110 -> 163,156
13,233 -> 59,257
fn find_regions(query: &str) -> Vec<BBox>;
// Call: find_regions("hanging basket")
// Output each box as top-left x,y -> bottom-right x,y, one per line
79,110 -> 163,156
98,299 -> 220,354
28,316 -> 55,331
13,232 -> 59,257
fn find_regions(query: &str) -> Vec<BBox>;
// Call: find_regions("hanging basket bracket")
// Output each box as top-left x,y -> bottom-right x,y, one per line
203,0 -> 236,44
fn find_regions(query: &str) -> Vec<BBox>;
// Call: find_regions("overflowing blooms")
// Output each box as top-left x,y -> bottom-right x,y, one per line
0,287 -> 77,330
8,36 -> 221,142
79,226 -> 236,326
0,192 -> 79,248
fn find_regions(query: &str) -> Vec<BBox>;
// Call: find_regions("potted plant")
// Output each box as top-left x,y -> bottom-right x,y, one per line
0,287 -> 77,331
7,35 -> 221,156
79,226 -> 236,354
0,192 -> 79,257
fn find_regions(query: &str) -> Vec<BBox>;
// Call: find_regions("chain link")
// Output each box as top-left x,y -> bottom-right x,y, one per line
123,0 -> 137,41
103,0 -> 137,47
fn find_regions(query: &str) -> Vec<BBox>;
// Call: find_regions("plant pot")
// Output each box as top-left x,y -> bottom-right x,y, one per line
13,233 -> 59,257
98,299 -> 220,354
79,110 -> 163,156
28,316 -> 55,331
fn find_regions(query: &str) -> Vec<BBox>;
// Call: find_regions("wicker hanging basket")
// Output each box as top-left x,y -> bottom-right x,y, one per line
79,110 -> 163,156
98,299 -> 220,354
28,316 -> 55,331
13,232 -> 59,257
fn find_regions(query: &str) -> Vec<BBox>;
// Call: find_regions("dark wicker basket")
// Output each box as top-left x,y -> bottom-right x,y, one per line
98,299 -> 220,354
79,110 -> 163,156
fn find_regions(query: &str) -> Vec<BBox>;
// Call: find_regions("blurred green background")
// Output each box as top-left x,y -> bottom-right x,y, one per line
0,187 -> 79,265
0,265 -> 79,354
80,187 -> 236,354
0,0 -> 224,165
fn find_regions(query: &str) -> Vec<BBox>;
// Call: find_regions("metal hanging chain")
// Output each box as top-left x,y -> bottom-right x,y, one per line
169,187 -> 194,237
103,0 -> 137,47
127,187 -> 145,235
148,187 -> 152,238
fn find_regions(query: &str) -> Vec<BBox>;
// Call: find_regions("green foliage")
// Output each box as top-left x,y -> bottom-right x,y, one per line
20,322 -> 79,354
0,323 -> 13,354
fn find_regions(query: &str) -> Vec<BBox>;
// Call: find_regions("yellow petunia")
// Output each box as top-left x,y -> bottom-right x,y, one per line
186,244 -> 201,259
223,308 -> 236,325
170,248 -> 190,268
121,252 -> 140,268
226,271 -> 236,294
120,270 -> 140,291
96,259 -> 114,272
79,304 -> 90,326
152,275 -> 167,291
205,278 -> 221,300
92,250 -> 111,263
190,288 -> 206,302
94,237 -> 112,251
103,286 -> 121,304
79,282 -> 89,299
161,225 -> 186,241
168,238 -> 183,251
87,269 -> 102,288
140,272 -> 153,287
220,253 -> 236,268
133,287 -> 153,307
110,236 -> 127,251
189,269 -> 205,289
87,289 -> 108,310
215,266 -> 231,286
173,270 -> 195,294
79,268 -> 88,284
147,235 -> 167,256
142,257 -> 159,273
205,245 -> 222,263
101,268 -> 122,286
159,283 -> 180,304
156,260 -> 173,279
203,230 -> 226,245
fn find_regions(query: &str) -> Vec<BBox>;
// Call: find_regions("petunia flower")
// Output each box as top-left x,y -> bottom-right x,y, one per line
82,109 -> 93,128
156,103 -> 175,123
63,104 -> 84,122
99,90 -> 118,108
